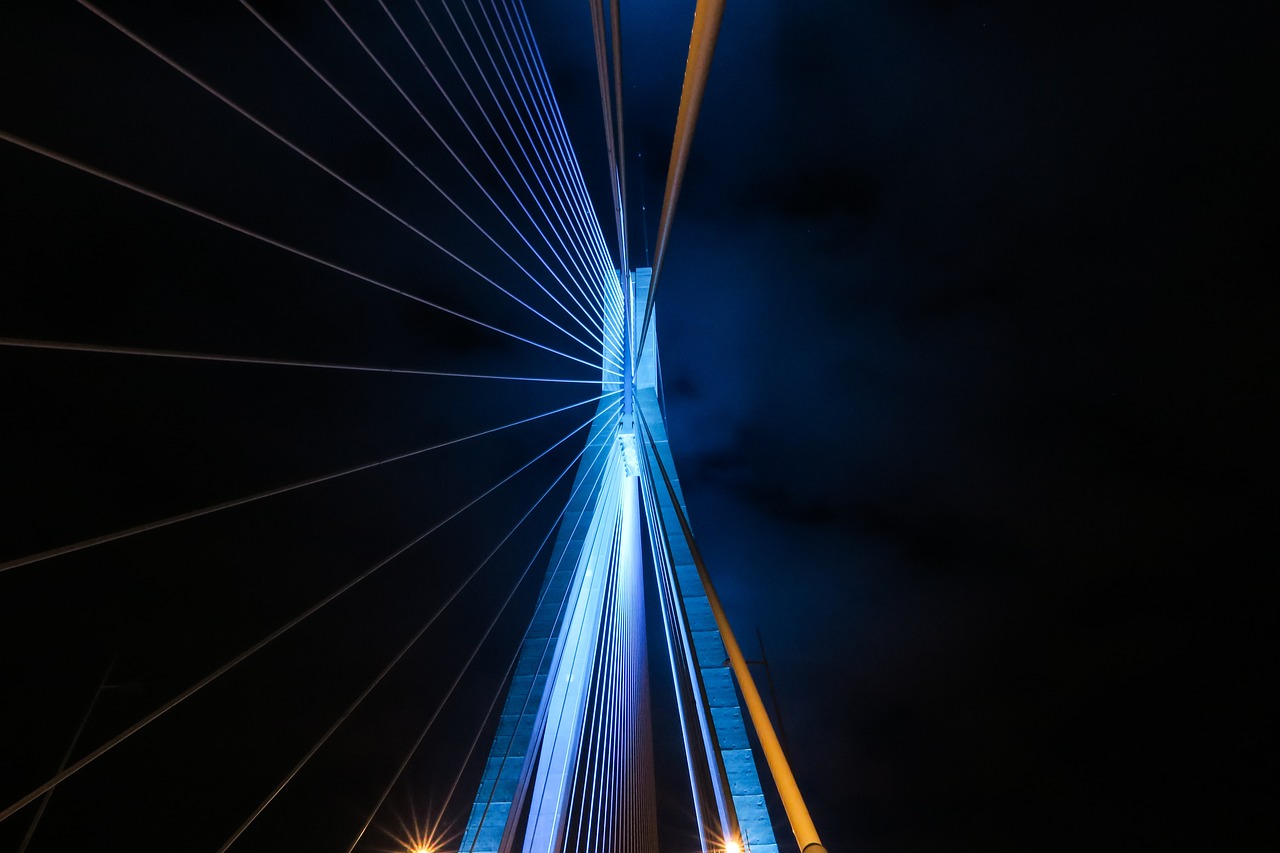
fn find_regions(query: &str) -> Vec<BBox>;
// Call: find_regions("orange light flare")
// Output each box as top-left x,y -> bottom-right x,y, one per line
387,824 -> 444,853
384,827 -> 441,853
375,801 -> 452,853
706,832 -> 745,853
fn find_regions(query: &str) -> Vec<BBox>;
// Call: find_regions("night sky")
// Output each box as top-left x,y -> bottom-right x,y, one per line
0,2 -> 1272,852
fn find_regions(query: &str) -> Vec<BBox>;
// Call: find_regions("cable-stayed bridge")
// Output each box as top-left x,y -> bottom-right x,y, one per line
0,2 -> 826,852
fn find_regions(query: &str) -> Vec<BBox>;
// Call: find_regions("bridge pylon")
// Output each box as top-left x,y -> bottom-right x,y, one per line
458,269 -> 791,853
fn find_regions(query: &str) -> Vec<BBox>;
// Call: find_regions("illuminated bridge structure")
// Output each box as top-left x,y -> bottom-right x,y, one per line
457,269 -> 796,853
0,2 -> 828,852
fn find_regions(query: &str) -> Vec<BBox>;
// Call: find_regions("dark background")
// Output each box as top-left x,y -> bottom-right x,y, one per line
1,1 -> 1273,852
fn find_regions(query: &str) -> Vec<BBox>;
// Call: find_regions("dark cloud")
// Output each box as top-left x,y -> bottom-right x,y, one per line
645,2 -> 1270,848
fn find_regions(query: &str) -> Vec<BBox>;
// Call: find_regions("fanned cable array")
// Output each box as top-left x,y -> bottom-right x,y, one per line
0,2 -> 828,853
2,0 -> 621,847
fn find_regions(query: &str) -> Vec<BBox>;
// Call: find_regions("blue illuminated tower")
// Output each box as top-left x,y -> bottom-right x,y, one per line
459,270 -> 779,853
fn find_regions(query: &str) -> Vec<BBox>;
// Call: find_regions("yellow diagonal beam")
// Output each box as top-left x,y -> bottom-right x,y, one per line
636,0 -> 727,363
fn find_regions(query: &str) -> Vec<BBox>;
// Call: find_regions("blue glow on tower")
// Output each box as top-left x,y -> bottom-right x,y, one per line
458,270 -> 778,853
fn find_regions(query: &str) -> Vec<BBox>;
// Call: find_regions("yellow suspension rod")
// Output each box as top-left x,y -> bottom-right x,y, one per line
636,0 -> 726,365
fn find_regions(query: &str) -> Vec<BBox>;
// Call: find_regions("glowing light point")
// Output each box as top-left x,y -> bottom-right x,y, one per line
618,429 -> 640,477
725,841 -> 742,853
618,412 -> 640,477
388,818 -> 440,853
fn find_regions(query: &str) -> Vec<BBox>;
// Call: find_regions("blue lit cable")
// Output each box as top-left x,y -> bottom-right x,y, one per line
0,337 -> 599,384
376,0 -> 610,335
481,0 -> 625,318
0,390 -> 621,825
215,398 -> 625,853
0,389 -> 615,576
238,1 -> 614,368
443,0 -> 623,334
503,0 -> 626,312
321,0 -> 613,350
428,0 -> 628,362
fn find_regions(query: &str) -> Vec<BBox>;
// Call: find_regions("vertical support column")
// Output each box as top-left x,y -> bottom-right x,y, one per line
521,462 -> 624,853
622,269 -> 634,419
459,261 -> 629,853
458,403 -> 619,853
